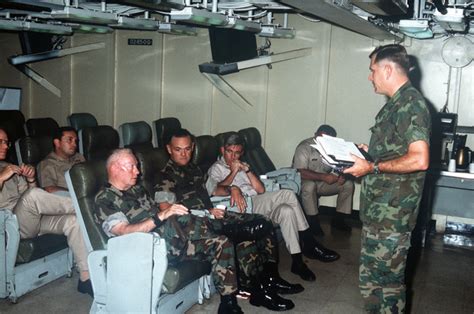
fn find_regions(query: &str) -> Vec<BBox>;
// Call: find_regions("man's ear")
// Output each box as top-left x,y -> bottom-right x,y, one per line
384,63 -> 392,80
220,146 -> 225,155
166,144 -> 171,155
53,138 -> 60,149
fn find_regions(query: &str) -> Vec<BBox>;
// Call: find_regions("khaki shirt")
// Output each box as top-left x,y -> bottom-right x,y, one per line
0,161 -> 27,211
37,152 -> 85,189
292,137 -> 332,174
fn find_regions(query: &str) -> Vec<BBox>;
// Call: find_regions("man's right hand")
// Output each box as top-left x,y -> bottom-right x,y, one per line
159,204 -> 189,220
324,173 -> 339,185
0,163 -> 21,184
230,187 -> 247,213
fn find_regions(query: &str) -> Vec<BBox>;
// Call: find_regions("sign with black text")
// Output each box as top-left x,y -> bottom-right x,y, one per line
128,38 -> 153,46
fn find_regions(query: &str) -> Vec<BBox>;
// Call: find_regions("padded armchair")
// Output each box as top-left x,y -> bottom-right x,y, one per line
1,136 -> 72,303
192,135 -> 219,174
66,155 -> 212,313
25,118 -> 59,137
153,117 -> 181,148
67,113 -> 98,131
119,121 -> 154,154
79,126 -> 119,161
238,127 -> 301,194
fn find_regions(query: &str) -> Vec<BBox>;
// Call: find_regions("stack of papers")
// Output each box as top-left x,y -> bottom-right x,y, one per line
310,135 -> 372,170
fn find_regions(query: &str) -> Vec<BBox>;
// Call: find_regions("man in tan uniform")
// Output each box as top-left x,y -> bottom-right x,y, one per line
0,128 -> 91,296
292,125 -> 355,236
37,127 -> 85,192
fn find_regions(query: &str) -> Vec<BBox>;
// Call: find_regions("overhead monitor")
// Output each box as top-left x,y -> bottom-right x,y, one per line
208,27 -> 257,64
0,87 -> 21,110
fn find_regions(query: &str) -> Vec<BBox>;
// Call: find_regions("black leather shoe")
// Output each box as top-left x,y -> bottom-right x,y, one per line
250,285 -> 295,311
303,242 -> 340,262
331,218 -> 352,232
264,275 -> 304,294
218,294 -> 243,314
77,279 -> 93,297
222,217 -> 273,243
291,262 -> 316,282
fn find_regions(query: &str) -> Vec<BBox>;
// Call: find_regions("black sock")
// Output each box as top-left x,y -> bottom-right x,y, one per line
299,229 -> 317,249
291,253 -> 303,266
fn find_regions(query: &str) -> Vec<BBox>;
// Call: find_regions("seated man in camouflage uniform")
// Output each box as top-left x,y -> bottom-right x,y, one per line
154,128 -> 301,311
37,126 -> 85,193
94,149 -> 242,314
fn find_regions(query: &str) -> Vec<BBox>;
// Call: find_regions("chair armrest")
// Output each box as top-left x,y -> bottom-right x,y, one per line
265,168 -> 301,194
1,210 -> 20,285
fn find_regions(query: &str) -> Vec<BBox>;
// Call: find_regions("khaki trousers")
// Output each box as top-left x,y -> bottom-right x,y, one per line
13,188 -> 88,273
301,179 -> 354,216
251,190 -> 309,254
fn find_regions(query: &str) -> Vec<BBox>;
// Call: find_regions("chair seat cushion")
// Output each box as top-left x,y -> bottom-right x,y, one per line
162,260 -> 211,294
16,234 -> 69,264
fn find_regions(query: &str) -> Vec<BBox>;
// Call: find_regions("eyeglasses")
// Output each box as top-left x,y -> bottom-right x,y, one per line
0,139 -> 11,147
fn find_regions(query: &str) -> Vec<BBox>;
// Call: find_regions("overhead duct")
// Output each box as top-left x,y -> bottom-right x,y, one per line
280,0 -> 401,41
351,0 -> 408,16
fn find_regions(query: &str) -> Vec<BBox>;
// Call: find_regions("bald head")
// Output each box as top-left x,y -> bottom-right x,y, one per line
106,148 -> 140,190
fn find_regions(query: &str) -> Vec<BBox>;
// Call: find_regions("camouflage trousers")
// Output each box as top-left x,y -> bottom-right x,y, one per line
158,215 -> 238,296
359,226 -> 411,314
210,212 -> 278,288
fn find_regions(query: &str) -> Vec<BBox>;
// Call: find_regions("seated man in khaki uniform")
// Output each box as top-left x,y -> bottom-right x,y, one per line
292,125 -> 355,236
0,128 -> 91,296
37,127 -> 85,193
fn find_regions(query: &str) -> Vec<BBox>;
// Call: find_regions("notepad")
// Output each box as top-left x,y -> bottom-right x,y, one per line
310,135 -> 372,168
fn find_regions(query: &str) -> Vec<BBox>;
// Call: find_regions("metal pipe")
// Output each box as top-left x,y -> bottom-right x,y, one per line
267,12 -> 272,24
248,10 -> 252,21
145,11 -> 150,19
101,1 -> 106,12
212,0 -> 218,13
283,13 -> 288,27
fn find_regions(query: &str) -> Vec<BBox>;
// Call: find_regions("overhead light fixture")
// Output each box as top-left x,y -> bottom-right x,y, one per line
158,22 -> 197,36
69,23 -> 113,34
222,16 -> 261,33
398,19 -> 433,39
51,7 -> 117,25
170,7 -> 228,26
433,8 -> 466,32
110,16 -> 159,30
258,25 -> 295,38
0,18 -> 73,34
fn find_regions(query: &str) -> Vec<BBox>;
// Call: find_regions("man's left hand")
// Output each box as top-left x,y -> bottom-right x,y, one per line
230,187 -> 247,213
209,208 -> 226,219
20,164 -> 36,180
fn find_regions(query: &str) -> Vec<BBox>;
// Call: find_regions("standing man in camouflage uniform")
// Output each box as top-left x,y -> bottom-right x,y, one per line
94,148 -> 243,314
344,44 -> 430,313
37,127 -> 85,192
154,129 -> 299,311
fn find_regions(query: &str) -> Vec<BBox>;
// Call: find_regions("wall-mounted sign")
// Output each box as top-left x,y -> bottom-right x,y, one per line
128,38 -> 153,46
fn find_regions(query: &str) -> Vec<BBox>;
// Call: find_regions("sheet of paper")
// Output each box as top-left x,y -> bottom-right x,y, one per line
316,135 -> 365,162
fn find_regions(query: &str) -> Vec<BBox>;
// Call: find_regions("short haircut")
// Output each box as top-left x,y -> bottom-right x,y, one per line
106,148 -> 134,169
369,44 -> 410,75
167,128 -> 194,145
224,133 -> 245,148
53,126 -> 77,141
316,124 -> 337,137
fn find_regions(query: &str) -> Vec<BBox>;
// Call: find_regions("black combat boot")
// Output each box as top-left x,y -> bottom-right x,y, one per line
262,262 -> 304,294
218,294 -> 243,314
249,283 -> 295,311
221,216 -> 273,243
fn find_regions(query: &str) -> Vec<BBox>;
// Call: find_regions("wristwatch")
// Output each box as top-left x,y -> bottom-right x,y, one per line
373,162 -> 381,175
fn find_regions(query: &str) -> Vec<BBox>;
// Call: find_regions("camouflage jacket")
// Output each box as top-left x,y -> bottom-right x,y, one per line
361,82 -> 431,233
154,159 -> 213,210
95,183 -> 159,237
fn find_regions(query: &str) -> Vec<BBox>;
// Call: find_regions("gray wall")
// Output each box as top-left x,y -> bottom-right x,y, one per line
0,15 -> 472,209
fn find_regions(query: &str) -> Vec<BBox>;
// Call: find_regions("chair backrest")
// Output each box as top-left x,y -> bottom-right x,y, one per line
15,135 -> 53,166
238,127 -> 276,175
0,110 -> 26,164
79,126 -> 119,161
67,113 -> 98,131
25,117 -> 59,137
192,135 -> 218,174
153,117 -> 181,148
119,121 -> 154,153
66,160 -> 109,252
135,148 -> 169,196
214,131 -> 238,154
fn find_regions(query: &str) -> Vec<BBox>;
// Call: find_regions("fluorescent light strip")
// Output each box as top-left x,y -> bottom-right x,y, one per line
51,7 -> 117,25
158,22 -> 197,36
170,7 -> 228,26
222,17 -> 261,32
0,19 -> 72,34
258,26 -> 295,38
111,16 -> 159,30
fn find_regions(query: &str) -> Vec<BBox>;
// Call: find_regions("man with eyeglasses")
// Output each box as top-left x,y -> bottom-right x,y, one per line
37,127 -> 85,193
0,127 -> 92,296
207,133 -> 340,283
